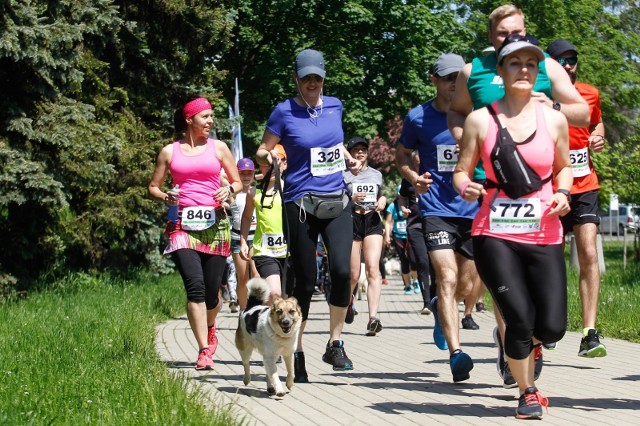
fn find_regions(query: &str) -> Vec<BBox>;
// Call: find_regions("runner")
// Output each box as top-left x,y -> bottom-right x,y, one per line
343,136 -> 386,336
547,38 -> 607,357
447,3 -> 590,387
230,158 -> 258,311
396,53 -> 480,383
256,49 -> 362,381
454,37 -> 572,419
148,97 -> 241,370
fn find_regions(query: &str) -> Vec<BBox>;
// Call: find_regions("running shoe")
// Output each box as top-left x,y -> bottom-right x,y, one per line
229,300 -> 239,313
207,323 -> 218,354
493,326 -> 516,388
366,317 -> 383,336
475,302 -> 487,313
294,351 -> 309,383
403,286 -> 413,295
345,297 -> 355,324
450,349 -> 474,382
412,280 -> 421,294
421,305 -> 432,315
534,344 -> 543,381
430,296 -> 448,350
461,315 -> 480,330
578,328 -> 608,358
322,340 -> 353,371
515,387 -> 549,420
195,347 -> 214,370
543,341 -> 558,350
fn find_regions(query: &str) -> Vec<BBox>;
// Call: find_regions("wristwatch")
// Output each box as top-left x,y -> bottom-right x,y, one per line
226,185 -> 235,194
556,188 -> 571,202
552,101 -> 561,111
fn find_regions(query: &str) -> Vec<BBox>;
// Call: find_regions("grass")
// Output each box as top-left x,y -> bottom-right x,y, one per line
0,272 -> 242,425
481,239 -> 640,343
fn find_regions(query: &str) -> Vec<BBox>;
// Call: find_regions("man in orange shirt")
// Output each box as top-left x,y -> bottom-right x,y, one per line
547,39 -> 607,358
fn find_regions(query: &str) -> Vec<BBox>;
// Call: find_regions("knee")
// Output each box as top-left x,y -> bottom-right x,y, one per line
184,278 -> 206,304
535,323 -> 566,345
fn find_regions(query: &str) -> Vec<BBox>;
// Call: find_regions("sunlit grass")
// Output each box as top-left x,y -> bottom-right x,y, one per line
0,272 -> 242,425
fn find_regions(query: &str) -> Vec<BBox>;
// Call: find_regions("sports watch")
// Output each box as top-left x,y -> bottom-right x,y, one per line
552,101 -> 561,111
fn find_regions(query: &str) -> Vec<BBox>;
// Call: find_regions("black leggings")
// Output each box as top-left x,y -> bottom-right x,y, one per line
285,202 -> 352,321
473,236 -> 567,359
392,236 -> 415,274
171,249 -> 227,310
406,226 -> 436,304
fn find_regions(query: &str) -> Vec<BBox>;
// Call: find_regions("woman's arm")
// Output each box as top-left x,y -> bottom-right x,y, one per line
214,140 -> 242,203
148,144 -> 175,205
239,187 -> 256,261
547,111 -> 572,217
256,130 -> 281,166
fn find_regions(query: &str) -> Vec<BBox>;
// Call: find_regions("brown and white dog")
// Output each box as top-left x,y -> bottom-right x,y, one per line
235,277 -> 302,397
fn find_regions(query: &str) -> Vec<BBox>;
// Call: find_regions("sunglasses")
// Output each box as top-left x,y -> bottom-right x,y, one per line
557,57 -> 578,66
437,73 -> 459,82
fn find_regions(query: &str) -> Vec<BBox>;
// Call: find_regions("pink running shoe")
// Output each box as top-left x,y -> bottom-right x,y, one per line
195,347 -> 214,370
207,324 -> 218,354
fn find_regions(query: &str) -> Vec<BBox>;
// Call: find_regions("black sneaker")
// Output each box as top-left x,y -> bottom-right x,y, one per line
578,328 -> 608,358
461,315 -> 480,330
322,340 -> 353,371
294,351 -> 309,383
493,326 -> 517,388
515,387 -> 548,420
533,344 -> 543,381
365,317 -> 383,336
345,298 -> 355,324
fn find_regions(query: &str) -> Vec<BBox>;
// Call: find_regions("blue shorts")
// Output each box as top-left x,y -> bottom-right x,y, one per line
230,238 -> 253,254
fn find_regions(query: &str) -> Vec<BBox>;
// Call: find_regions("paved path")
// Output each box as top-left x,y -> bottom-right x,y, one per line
156,278 -> 640,425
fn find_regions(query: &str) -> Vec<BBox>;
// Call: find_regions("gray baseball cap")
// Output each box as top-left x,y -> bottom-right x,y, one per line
295,49 -> 326,79
432,53 -> 465,76
497,41 -> 545,64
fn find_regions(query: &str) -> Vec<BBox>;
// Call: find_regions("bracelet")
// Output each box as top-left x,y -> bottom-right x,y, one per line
459,180 -> 471,197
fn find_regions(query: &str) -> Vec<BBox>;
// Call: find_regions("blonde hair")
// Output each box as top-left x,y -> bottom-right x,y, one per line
488,4 -> 525,34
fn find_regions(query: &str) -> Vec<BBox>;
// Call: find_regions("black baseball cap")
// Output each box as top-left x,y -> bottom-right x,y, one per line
546,39 -> 578,58
346,136 -> 369,151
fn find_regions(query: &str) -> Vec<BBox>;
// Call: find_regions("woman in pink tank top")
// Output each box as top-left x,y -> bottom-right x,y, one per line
453,37 -> 572,419
148,97 -> 241,371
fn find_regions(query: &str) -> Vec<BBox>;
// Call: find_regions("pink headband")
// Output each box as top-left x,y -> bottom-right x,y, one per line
182,98 -> 212,119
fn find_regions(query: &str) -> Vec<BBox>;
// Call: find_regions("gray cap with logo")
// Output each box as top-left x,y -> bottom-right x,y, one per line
432,53 -> 465,76
295,49 -> 326,79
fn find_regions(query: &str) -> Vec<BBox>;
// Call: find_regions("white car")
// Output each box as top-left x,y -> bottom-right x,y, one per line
599,204 -> 639,235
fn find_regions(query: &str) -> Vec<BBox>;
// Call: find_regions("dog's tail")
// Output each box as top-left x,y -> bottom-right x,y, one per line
245,277 -> 270,311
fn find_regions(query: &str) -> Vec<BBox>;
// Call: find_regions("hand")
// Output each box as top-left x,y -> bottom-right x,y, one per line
531,91 -> 552,107
460,181 -> 487,202
239,242 -> 251,261
213,186 -> 232,203
413,172 -> 432,194
384,237 -> 391,247
547,192 -> 571,217
352,192 -> 366,203
164,191 -> 179,206
376,199 -> 386,212
589,135 -> 605,153
400,206 -> 411,218
346,157 -> 362,175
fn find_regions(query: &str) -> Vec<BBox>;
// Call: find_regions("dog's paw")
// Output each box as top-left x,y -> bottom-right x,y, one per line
276,389 -> 287,397
267,386 -> 276,395
286,376 -> 294,390
243,375 -> 251,386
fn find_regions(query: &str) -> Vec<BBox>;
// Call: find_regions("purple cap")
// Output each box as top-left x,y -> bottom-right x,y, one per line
237,158 -> 255,172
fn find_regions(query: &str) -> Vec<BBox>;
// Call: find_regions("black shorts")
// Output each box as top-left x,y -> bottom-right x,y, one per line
423,216 -> 474,259
352,211 -> 384,241
253,256 -> 286,279
561,190 -> 600,233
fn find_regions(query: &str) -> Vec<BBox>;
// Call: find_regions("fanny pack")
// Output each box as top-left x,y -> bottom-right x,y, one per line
294,191 -> 348,219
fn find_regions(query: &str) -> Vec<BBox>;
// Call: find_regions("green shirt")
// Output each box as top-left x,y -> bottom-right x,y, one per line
467,53 -> 552,180
253,188 -> 287,258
